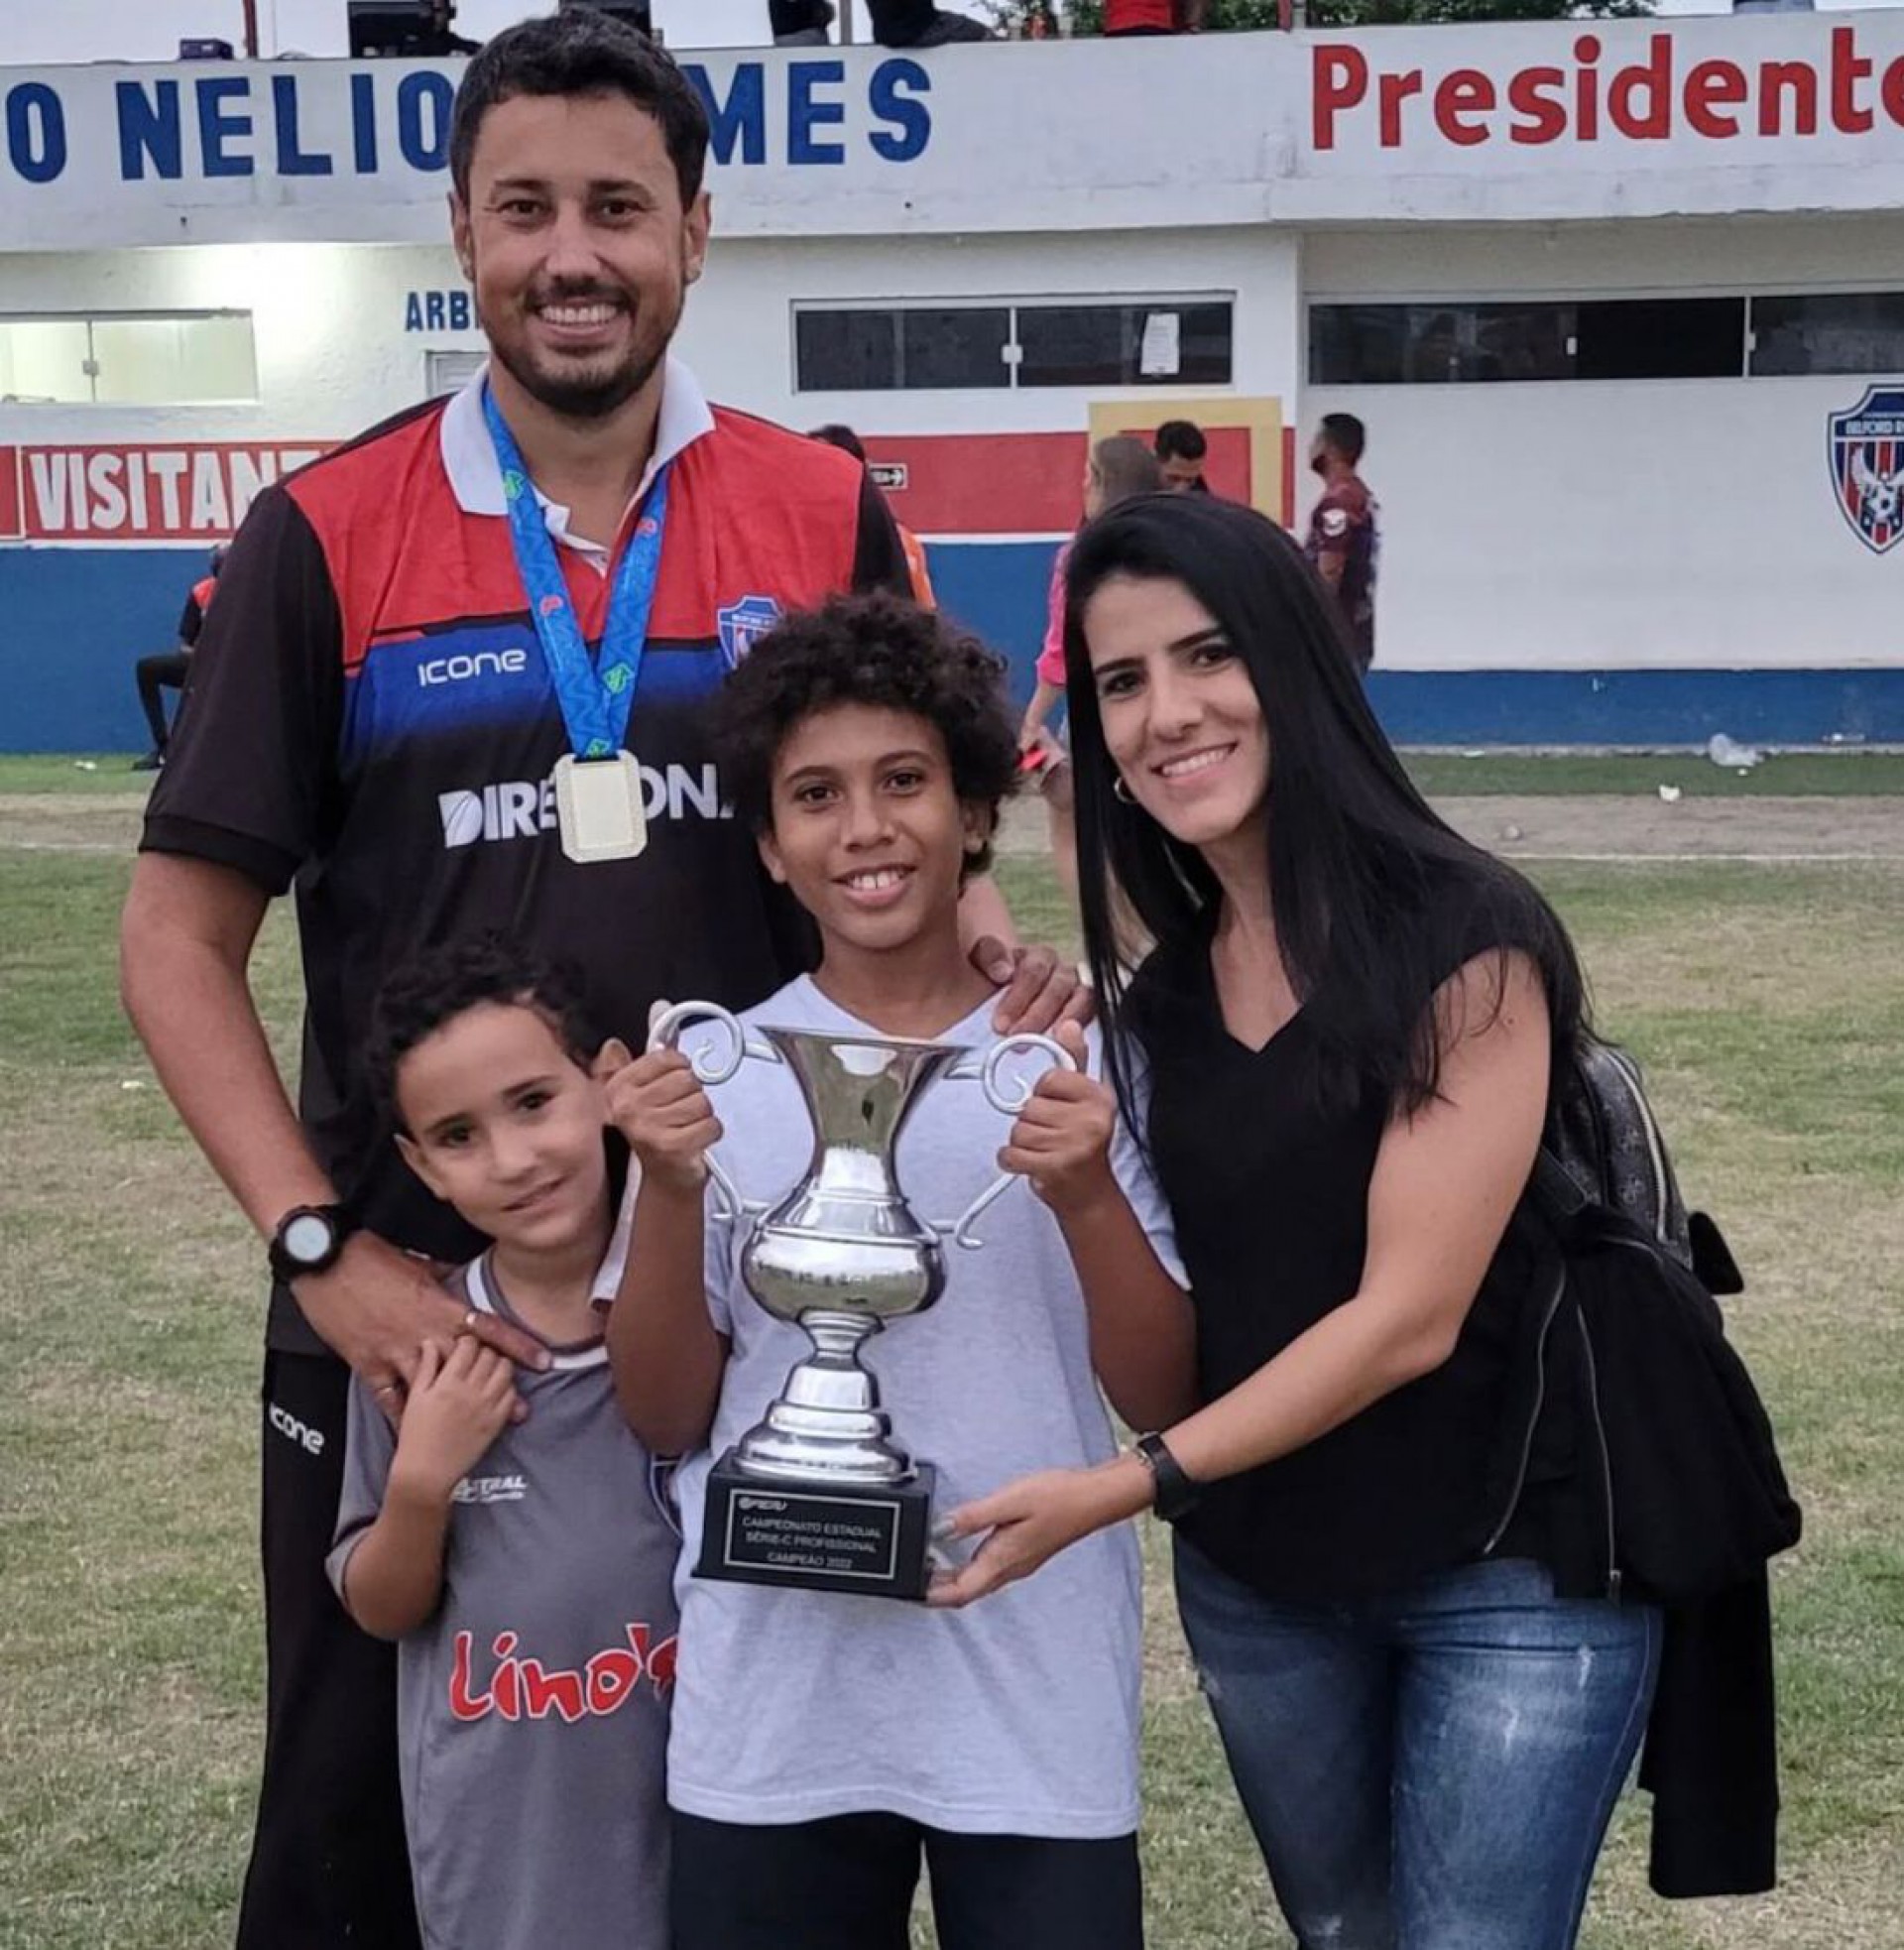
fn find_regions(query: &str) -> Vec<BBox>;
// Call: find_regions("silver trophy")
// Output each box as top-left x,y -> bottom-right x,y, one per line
648,1000 -> 1073,1600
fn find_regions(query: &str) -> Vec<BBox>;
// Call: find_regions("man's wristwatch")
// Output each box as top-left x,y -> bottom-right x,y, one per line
1131,1431 -> 1201,1524
268,1203 -> 355,1284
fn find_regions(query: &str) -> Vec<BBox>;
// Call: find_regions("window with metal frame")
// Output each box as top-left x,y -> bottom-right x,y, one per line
1309,297 -> 1749,385
1749,293 -> 1904,377
793,297 -> 1234,393
0,311 -> 258,405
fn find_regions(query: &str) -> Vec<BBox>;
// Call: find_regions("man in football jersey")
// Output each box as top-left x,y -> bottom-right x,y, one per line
119,15 -> 1078,1947
1304,412 -> 1380,674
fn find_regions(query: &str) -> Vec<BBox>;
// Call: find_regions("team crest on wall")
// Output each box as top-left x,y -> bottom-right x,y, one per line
1828,386 -> 1904,555
717,595 -> 783,669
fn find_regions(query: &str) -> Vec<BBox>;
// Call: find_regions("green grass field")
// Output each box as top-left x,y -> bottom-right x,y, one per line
2,779 -> 1900,1947
7,747 -> 1904,802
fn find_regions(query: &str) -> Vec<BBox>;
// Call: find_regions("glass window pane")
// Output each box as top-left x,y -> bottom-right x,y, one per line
796,307 -> 1009,391
1751,293 -> 1904,376
1310,304 -> 1574,385
1310,305 -> 1409,385
1574,298 -> 1743,380
90,313 -> 257,404
0,318 -> 94,403
796,309 -> 900,391
1016,303 -> 1232,388
896,307 -> 1010,389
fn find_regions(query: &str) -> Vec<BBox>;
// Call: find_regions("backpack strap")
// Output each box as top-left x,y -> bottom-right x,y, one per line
1529,1145 -> 1592,1228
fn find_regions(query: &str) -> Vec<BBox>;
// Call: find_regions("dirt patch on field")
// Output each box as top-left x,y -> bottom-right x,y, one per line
997,794 -> 1904,861
7,790 -> 1899,863
0,793 -> 147,855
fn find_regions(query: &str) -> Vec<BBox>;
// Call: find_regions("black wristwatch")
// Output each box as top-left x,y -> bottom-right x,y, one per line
268,1203 -> 355,1284
1132,1431 -> 1201,1524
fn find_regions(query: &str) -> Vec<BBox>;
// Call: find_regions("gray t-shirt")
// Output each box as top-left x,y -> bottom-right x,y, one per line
664,976 -> 1183,1839
328,1258 -> 679,1950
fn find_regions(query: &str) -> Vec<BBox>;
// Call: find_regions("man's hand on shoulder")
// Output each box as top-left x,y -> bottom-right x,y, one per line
971,937 -> 1093,1036
293,1232 -> 548,1420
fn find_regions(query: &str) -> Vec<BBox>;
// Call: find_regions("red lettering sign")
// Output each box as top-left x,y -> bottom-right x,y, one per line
1310,23 -> 1904,152
0,441 -> 328,543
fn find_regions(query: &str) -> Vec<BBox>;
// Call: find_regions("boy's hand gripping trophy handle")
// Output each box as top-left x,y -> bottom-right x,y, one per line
940,1033 -> 1079,1250
644,1000 -> 774,1224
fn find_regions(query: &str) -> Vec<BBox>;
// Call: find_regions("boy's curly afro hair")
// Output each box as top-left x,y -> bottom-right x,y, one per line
710,591 -> 1020,879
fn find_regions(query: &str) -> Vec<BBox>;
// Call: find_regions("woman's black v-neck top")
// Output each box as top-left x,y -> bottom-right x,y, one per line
1126,905 -> 1551,1603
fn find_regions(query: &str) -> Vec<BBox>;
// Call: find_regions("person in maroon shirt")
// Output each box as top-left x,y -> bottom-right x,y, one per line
1303,412 -> 1379,674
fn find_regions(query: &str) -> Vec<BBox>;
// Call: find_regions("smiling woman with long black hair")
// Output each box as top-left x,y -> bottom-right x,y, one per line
929,492 -> 1661,1949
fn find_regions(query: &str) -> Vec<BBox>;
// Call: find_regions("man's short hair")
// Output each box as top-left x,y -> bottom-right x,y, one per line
1153,420 -> 1208,464
710,593 -> 1019,880
1092,434 -> 1163,507
1319,413 -> 1367,465
449,9 -> 710,209
807,424 -> 868,465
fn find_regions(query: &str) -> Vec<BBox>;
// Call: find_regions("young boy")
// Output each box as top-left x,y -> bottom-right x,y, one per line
327,938 -> 678,1950
600,591 -> 1196,1950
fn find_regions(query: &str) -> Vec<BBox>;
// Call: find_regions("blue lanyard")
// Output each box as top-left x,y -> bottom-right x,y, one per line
483,384 -> 671,761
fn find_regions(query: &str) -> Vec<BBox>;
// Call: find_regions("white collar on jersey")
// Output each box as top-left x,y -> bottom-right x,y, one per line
437,352 -> 717,565
465,1252 -> 611,1372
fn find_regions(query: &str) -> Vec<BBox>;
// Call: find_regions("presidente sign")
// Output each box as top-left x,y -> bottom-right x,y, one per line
1312,24 -> 1904,152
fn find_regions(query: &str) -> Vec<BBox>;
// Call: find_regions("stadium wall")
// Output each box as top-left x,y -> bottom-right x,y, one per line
2,23 -> 1901,750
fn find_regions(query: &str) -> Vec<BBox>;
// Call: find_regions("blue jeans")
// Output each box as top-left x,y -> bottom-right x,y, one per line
1173,1540 -> 1660,1950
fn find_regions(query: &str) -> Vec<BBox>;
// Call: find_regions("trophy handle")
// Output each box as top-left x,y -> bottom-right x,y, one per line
644,1000 -> 777,1225
938,1033 -> 1079,1250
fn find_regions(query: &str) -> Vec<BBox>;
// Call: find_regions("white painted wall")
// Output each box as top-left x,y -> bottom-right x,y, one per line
1300,215 -> 1904,671
0,226 -> 1300,449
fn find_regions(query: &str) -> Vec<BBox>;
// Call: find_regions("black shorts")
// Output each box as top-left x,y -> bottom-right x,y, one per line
669,1807 -> 1143,1950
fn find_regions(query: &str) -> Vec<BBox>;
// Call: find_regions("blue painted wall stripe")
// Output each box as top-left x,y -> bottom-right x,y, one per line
3,541 -> 1901,752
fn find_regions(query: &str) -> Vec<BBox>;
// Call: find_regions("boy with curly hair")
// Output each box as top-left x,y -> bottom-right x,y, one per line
600,591 -> 1193,1949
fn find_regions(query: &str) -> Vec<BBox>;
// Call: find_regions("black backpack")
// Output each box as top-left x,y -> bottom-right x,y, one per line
1496,1035 -> 1800,1605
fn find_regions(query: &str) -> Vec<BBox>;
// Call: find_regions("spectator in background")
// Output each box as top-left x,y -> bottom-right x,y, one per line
1154,419 -> 1210,494
1104,0 -> 1206,34
1018,437 -> 1160,921
868,0 -> 996,45
1304,412 -> 1380,674
1020,436 -> 1161,751
132,543 -> 226,772
770,0 -> 835,45
808,425 -> 936,607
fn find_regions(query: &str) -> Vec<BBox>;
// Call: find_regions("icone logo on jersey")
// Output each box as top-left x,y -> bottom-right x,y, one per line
1830,386 -> 1904,555
416,647 -> 531,688
437,767 -> 731,848
718,594 -> 782,670
448,1622 -> 676,1724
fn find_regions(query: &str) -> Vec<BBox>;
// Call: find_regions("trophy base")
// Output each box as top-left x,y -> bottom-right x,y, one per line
696,1451 -> 937,1602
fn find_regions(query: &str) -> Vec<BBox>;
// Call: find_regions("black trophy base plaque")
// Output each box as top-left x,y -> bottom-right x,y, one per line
697,1451 -> 937,1601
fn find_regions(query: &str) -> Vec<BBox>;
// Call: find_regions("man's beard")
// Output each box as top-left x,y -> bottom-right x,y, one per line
486,288 -> 680,423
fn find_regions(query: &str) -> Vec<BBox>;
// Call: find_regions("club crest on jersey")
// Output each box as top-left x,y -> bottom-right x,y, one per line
717,595 -> 783,670
1829,386 -> 1904,555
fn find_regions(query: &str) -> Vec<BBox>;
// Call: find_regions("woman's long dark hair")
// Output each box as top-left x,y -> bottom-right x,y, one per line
1061,492 -> 1585,1130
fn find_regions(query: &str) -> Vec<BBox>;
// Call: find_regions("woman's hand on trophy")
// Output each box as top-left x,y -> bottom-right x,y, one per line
925,1455 -> 1155,1609
997,1023 -> 1118,1216
599,1040 -> 725,1193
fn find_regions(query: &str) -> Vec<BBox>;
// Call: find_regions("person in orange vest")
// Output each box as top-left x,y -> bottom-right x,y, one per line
133,543 -> 227,772
807,425 -> 936,608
